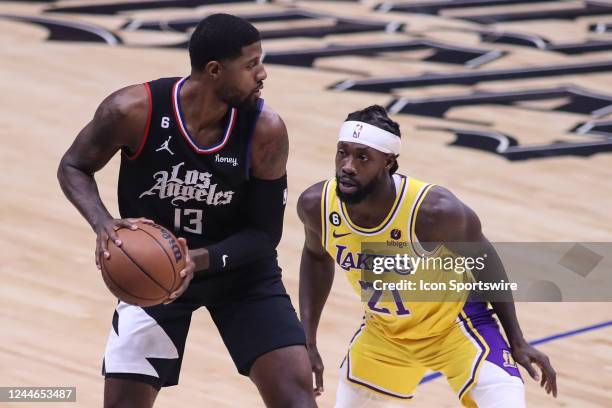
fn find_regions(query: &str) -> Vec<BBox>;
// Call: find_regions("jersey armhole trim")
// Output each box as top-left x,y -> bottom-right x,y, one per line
409,183 -> 438,257
126,82 -> 152,161
321,179 -> 331,250
245,98 -> 265,179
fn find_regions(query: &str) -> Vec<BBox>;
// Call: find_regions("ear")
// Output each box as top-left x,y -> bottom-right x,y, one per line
205,61 -> 222,79
384,154 -> 397,171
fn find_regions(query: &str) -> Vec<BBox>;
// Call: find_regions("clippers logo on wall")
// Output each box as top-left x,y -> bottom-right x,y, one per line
6,0 -> 612,161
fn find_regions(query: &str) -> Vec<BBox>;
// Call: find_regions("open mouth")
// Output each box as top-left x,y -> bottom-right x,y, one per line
253,84 -> 263,96
338,177 -> 358,192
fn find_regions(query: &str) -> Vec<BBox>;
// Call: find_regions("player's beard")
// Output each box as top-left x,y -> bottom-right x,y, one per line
237,93 -> 260,111
335,175 -> 378,204
219,84 -> 260,111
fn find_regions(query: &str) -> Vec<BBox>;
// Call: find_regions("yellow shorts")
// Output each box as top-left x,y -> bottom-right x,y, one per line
340,303 -> 522,407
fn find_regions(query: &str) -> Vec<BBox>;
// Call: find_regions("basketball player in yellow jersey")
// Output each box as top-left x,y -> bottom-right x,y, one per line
297,105 -> 557,407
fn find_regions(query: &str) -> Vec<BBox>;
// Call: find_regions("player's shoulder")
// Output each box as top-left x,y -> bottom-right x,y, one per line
249,103 -> 288,179
91,84 -> 149,149
297,181 -> 326,227
416,185 -> 482,242
253,103 -> 286,139
96,83 -> 148,125
418,185 -> 462,225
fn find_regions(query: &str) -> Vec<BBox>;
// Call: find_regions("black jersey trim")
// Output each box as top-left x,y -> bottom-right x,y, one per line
245,98 -> 264,178
125,82 -> 152,161
172,76 -> 237,154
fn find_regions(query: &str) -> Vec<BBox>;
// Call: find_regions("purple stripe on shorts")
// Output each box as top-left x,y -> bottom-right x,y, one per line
463,302 -> 522,380
457,312 -> 487,399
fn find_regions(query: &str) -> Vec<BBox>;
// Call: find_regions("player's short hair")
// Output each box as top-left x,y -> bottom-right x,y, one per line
189,14 -> 261,71
345,105 -> 401,174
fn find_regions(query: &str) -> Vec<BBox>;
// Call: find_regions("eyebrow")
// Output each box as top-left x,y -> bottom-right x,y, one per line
355,147 -> 372,154
338,143 -> 373,154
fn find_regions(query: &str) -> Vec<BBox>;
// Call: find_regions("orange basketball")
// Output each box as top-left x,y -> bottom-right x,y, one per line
100,222 -> 185,307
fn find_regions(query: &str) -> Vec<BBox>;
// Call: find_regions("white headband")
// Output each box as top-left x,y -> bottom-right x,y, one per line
338,121 -> 401,155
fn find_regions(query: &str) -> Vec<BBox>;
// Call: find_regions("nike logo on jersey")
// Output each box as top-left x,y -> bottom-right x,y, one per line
156,136 -> 174,155
222,255 -> 229,268
332,231 -> 351,238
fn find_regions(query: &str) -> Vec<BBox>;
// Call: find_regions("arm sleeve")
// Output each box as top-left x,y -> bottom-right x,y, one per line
205,174 -> 287,273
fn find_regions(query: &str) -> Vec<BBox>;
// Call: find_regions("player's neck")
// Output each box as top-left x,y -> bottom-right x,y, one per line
179,77 -> 229,135
344,176 -> 396,229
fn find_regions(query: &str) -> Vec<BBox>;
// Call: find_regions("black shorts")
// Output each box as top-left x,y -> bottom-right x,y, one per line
102,259 -> 306,389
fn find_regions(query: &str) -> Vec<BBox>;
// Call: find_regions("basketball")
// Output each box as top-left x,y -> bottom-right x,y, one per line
99,222 -> 185,307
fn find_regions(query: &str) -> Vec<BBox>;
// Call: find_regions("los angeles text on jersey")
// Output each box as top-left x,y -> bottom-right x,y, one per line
139,162 -> 234,206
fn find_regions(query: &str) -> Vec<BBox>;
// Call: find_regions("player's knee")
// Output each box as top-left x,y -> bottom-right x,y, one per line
103,378 -> 157,408
251,346 -> 315,407
468,361 -> 525,408
279,381 -> 315,407
336,373 -> 408,408
258,374 -> 313,408
104,393 -> 156,408
104,396 -> 134,408
275,364 -> 314,407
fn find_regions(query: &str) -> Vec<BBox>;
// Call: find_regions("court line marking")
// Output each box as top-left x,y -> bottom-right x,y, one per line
420,320 -> 612,384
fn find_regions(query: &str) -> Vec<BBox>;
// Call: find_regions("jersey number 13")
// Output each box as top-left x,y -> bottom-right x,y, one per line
174,208 -> 203,234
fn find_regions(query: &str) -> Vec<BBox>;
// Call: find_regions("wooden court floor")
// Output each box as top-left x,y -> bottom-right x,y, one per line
1,1 -> 611,406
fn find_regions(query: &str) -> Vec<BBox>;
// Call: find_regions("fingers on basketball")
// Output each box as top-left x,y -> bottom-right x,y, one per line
100,223 -> 184,307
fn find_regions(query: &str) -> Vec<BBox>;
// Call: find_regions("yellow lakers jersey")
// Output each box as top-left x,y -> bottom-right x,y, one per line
322,174 -> 470,339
